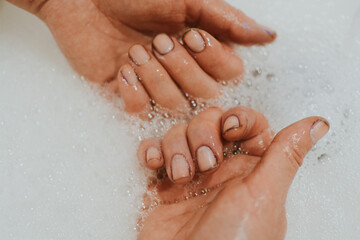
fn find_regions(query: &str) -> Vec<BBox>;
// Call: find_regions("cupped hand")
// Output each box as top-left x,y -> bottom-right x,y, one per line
137,106 -> 329,239
9,0 -> 276,116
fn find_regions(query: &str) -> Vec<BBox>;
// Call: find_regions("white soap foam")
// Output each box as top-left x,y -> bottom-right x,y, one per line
0,3 -> 146,239
1,0 -> 360,239
228,1 -> 360,239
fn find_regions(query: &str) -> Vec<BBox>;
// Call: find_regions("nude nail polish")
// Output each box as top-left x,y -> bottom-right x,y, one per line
197,146 -> 217,172
146,147 -> 161,163
183,29 -> 205,53
129,45 -> 150,65
223,116 -> 240,133
262,26 -> 277,38
310,120 -> 329,144
171,154 -> 190,181
153,33 -> 174,55
120,65 -> 137,85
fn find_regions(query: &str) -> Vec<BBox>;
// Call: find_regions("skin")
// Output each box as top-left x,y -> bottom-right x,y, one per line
8,0 -> 276,115
138,107 -> 329,239
6,2 -> 327,239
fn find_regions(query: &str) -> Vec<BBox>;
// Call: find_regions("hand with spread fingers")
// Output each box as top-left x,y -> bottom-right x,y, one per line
8,0 -> 276,117
138,106 -> 329,240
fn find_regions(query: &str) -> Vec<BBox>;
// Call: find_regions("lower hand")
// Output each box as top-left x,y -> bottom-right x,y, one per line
137,106 -> 329,239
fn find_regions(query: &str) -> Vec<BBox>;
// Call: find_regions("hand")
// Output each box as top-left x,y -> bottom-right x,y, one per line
8,0 -> 276,116
137,106 -> 329,239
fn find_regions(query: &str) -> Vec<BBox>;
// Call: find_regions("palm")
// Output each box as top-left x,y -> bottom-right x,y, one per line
139,152 -> 286,240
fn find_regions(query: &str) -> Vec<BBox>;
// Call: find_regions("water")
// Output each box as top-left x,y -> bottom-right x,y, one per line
1,0 -> 360,239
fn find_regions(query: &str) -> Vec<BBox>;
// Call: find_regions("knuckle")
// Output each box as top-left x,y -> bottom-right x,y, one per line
289,147 -> 304,168
273,140 -> 304,170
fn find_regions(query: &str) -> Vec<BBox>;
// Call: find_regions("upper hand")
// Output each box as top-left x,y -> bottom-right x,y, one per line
8,0 -> 276,117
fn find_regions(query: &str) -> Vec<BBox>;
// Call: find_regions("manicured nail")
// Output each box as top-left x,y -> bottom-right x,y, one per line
262,26 -> 277,38
183,29 -> 205,53
310,120 -> 329,144
197,146 -> 218,172
129,44 -> 150,65
171,154 -> 190,181
223,115 -> 240,133
153,33 -> 174,55
119,65 -> 137,85
146,147 -> 161,163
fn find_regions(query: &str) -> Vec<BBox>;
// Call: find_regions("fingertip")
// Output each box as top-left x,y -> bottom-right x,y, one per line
128,44 -> 151,66
170,154 -> 194,185
221,106 -> 258,141
152,33 -> 220,99
182,28 -> 244,81
146,146 -> 164,170
183,28 -> 206,53
117,64 -> 152,116
222,113 -> 248,141
262,26 -> 277,40
138,138 -> 164,170
162,124 -> 195,184
274,116 -> 330,153
310,118 -> 330,145
152,33 -> 175,55
185,0 -> 277,44
118,64 -> 136,85
227,13 -> 277,45
187,107 -> 224,174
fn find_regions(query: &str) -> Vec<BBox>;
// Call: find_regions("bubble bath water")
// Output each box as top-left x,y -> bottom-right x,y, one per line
1,0 -> 360,239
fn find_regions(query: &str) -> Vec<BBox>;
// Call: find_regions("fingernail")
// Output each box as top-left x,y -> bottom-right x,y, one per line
171,154 -> 190,181
197,146 -> 218,172
119,65 -> 137,85
262,26 -> 277,38
129,45 -> 150,65
223,115 -> 240,133
153,33 -> 174,55
310,120 -> 329,144
183,29 -> 205,53
146,147 -> 161,163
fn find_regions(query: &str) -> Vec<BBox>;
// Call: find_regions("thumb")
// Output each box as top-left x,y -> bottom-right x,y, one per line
186,0 -> 276,44
247,117 -> 330,203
